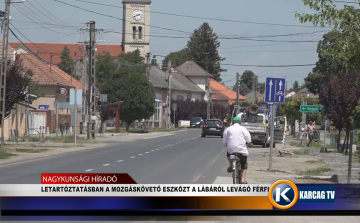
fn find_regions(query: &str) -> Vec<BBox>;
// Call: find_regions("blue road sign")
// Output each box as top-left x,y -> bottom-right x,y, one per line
265,77 -> 286,103
38,105 -> 48,110
268,103 -> 278,118
260,103 -> 267,113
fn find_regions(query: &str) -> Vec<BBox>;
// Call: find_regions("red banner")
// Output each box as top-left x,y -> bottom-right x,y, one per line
41,173 -> 137,184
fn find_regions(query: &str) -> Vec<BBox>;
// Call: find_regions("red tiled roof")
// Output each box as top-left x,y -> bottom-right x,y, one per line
210,78 -> 246,103
19,53 -> 80,88
9,42 -> 123,64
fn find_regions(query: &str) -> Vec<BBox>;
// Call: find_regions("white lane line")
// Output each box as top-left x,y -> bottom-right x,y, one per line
85,169 -> 93,172
138,154 -> 143,156
130,156 -> 136,158
103,164 -> 110,166
143,134 -> 173,140
117,160 -> 123,162
151,150 -> 154,152
164,146 -> 168,148
145,152 -> 149,154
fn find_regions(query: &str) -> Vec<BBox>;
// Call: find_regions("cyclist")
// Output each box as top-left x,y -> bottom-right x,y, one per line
223,116 -> 253,184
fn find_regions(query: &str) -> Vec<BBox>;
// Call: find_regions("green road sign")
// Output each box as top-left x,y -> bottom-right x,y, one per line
300,105 -> 324,113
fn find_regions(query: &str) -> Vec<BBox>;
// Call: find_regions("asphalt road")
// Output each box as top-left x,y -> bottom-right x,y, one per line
0,129 -> 226,184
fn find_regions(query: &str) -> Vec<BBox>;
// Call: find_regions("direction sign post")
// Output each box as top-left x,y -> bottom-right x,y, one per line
265,77 -> 286,171
300,105 -> 324,113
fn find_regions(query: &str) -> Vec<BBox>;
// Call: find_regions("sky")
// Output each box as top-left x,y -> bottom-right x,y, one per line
6,0 -> 354,89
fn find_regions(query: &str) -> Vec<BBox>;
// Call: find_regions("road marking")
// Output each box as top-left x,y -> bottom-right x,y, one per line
117,160 -> 123,162
192,174 -> 201,183
145,152 -> 149,154
164,146 -> 168,148
130,156 -> 136,158
85,169 -> 93,172
143,134 -> 173,140
151,150 -> 154,152
155,149 -> 159,151
138,154 -> 143,156
103,164 -> 110,166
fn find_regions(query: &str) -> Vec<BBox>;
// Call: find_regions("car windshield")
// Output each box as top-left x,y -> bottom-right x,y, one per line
206,120 -> 222,125
240,114 -> 264,123
191,117 -> 201,122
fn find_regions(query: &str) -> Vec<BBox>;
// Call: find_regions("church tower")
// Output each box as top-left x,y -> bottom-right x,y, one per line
122,0 -> 151,57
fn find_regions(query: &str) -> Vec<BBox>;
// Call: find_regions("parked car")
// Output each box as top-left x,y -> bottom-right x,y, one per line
190,117 -> 204,128
201,119 -> 224,138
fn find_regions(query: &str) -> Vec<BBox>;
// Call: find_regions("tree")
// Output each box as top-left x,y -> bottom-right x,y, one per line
320,71 -> 360,153
240,70 -> 258,93
96,50 -> 155,131
58,46 -> 78,79
292,81 -> 300,92
98,103 -> 115,133
296,2 -> 360,72
186,22 -> 226,81
258,82 -> 265,94
0,56 -> 41,125
162,49 -> 189,68
232,81 -> 251,96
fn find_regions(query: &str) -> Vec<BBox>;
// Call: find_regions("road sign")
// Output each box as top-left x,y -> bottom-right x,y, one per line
300,105 -> 324,113
38,105 -> 48,110
69,90 -> 82,106
172,103 -> 177,111
59,88 -> 67,96
268,103 -> 278,118
260,103 -> 267,113
265,77 -> 286,103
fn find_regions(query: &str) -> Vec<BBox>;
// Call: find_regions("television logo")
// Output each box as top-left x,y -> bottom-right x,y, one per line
268,180 -> 299,210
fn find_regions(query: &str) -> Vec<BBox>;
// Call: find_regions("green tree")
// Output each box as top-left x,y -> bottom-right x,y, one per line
58,46 -> 78,79
186,22 -> 226,81
292,81 -> 300,92
258,82 -> 265,94
96,50 -> 154,131
240,70 -> 257,93
296,2 -> 360,71
1,56 -> 42,125
232,82 -> 251,96
162,49 -> 189,68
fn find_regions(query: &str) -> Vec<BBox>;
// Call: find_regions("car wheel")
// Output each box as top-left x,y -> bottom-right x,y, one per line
262,143 -> 266,148
201,133 -> 205,138
273,143 -> 276,148
221,135 -> 223,138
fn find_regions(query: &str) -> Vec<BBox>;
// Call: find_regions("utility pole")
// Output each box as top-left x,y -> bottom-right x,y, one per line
236,72 -> 240,115
0,0 -> 10,147
145,53 -> 150,79
167,61 -> 171,129
87,21 -> 96,139
77,41 -> 88,134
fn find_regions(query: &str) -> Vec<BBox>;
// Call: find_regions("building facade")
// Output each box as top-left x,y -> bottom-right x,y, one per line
122,0 -> 151,57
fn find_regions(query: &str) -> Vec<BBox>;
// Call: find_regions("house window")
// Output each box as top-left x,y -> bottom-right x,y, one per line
177,95 -> 184,100
133,26 -> 137,39
155,102 -> 161,121
138,26 -> 143,39
155,93 -> 162,101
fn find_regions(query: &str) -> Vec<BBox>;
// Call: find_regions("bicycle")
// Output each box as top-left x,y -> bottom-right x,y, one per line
229,153 -> 243,184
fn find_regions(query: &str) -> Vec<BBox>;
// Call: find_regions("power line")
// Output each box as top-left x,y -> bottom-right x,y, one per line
13,4 -> 72,35
11,19 -> 82,29
72,0 -> 331,29
52,0 -> 191,34
32,0 -> 75,28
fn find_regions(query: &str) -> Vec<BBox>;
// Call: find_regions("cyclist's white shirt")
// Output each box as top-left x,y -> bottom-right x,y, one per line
222,123 -> 252,156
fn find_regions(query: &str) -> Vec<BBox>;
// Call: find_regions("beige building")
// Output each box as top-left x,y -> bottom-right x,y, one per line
122,0 -> 151,57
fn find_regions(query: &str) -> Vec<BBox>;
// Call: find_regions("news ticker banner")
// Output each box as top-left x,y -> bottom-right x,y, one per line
0,173 -> 359,212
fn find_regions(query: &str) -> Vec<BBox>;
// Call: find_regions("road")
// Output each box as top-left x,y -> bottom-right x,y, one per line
0,129 -> 225,184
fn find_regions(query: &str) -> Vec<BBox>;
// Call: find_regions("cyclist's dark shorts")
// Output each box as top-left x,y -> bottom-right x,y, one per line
227,152 -> 248,169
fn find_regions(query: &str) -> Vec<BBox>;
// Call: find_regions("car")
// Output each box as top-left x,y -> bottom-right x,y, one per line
190,117 -> 204,128
201,119 -> 224,138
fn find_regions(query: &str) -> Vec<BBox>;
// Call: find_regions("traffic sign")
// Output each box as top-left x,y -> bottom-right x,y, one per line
265,77 -> 286,103
38,105 -> 48,110
300,105 -> 324,113
260,103 -> 267,113
58,88 -> 67,96
268,103 -> 278,118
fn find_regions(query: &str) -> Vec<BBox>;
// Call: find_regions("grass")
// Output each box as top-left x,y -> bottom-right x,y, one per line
305,160 -> 324,164
353,150 -> 360,163
294,150 -> 311,155
290,141 -> 302,147
297,167 -> 332,176
107,127 -> 182,134
26,149 -> 49,153
326,130 -> 346,139
19,135 -> 98,144
0,150 -> 17,159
